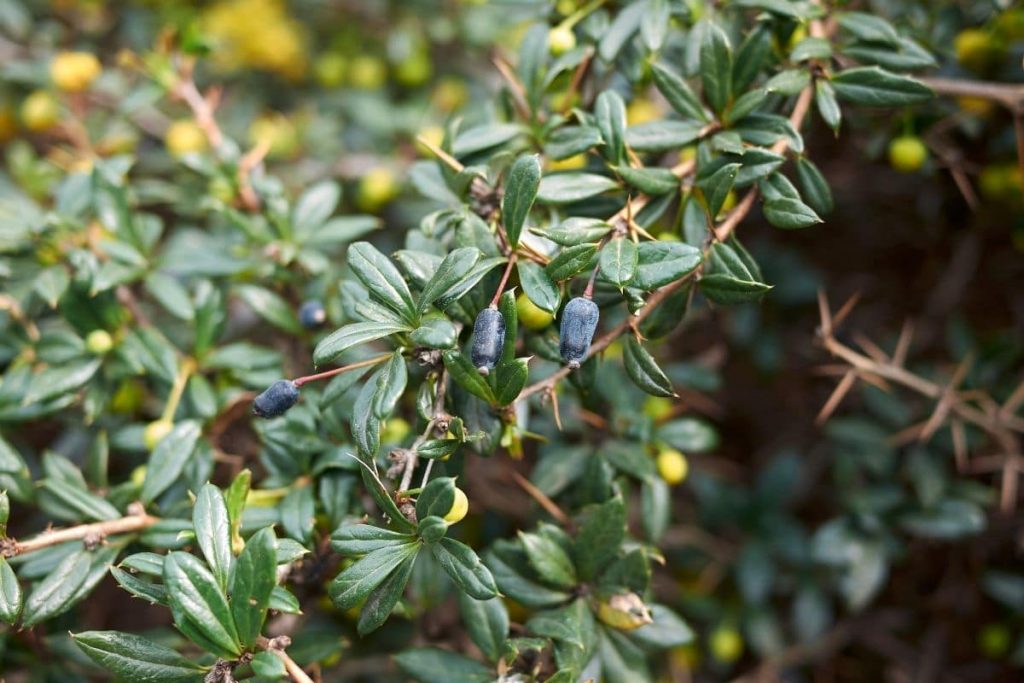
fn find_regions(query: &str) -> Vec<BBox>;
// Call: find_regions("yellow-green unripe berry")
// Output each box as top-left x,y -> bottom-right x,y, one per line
888,136 -> 928,173
548,26 -> 577,56
443,487 -> 469,524
85,329 -> 114,355
516,293 -> 554,331
143,419 -> 174,450
710,625 -> 744,663
656,448 -> 688,485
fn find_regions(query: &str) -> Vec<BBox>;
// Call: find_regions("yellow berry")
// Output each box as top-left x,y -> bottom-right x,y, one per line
656,448 -> 688,485
954,29 -> 1005,73
21,90 -> 60,132
548,26 -> 577,56
0,105 -> 17,143
443,487 -> 469,524
249,113 -> 300,159
516,293 -> 554,331
394,51 -> 432,88
957,96 -> 994,117
348,55 -> 387,90
710,626 -> 744,664
50,51 -> 102,92
548,154 -> 587,171
979,623 -> 1012,658
110,379 -> 145,415
357,167 -> 399,212
416,125 -> 445,156
432,77 -> 468,112
381,417 -> 411,444
679,146 -> 697,164
165,119 -> 208,158
314,52 -> 347,88
718,190 -> 737,217
143,419 -> 174,450
130,465 -> 147,487
626,98 -> 660,126
888,135 -> 928,173
85,329 -> 114,355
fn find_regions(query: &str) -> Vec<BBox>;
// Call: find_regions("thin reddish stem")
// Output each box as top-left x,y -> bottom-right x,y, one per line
292,353 -> 392,388
490,256 -> 517,308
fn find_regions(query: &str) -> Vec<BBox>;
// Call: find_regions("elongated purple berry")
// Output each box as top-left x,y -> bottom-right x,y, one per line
252,379 -> 300,418
559,296 -> 599,369
471,306 -> 505,375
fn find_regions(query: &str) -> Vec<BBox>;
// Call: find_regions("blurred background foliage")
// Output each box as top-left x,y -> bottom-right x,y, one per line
0,0 -> 1023,682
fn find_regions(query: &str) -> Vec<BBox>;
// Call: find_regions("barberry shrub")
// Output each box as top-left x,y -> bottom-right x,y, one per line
1,0 -> 1022,681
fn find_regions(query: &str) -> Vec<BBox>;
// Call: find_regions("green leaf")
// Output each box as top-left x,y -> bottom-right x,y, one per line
359,467 -> 416,533
502,155 -> 541,248
595,90 -> 627,165
497,289 -> 517,368
313,321 -> 409,366
899,500 -> 986,539
251,650 -> 287,678
762,197 -> 823,229
432,537 -> 499,600
766,69 -> 811,96
22,357 -> 102,406
110,566 -> 167,606
348,241 -> 418,324
700,242 -> 772,304
452,123 -> 524,156
193,483 -> 233,591
836,12 -> 900,46
518,261 -> 560,313
235,285 -> 302,334
598,0 -> 645,62
696,163 -> 740,218
410,318 -> 458,349
418,247 -> 482,314
545,125 -> 603,160
623,338 -> 675,398
600,238 -> 638,288
458,594 -> 509,662
357,550 -> 417,635
329,541 -> 419,609
537,173 -> 619,204
281,482 -> 315,544
395,647 -> 494,683
700,22 -> 733,114
546,243 -> 598,281
22,550 -> 91,627
417,438 -> 460,461
734,0 -> 807,18
230,526 -> 277,648
625,120 -> 703,151
38,478 -> 121,521
494,357 -> 529,406
416,477 -> 457,520
795,157 -> 834,215
519,531 -> 577,589
657,417 -> 720,452
634,241 -> 703,290
332,523 -> 415,555
843,37 -> 937,71
164,552 -> 240,658
830,67 -> 932,107
0,556 -> 23,624
373,351 -> 408,419
352,376 -> 382,459
292,180 -> 340,237
442,350 -> 496,404
790,37 -> 832,62
35,266 -> 70,308
526,599 -> 593,650
73,631 -> 207,682
486,546 -> 572,608
0,433 -> 28,474
141,421 -> 201,504
612,166 -> 679,196
629,604 -> 695,648
815,80 -> 842,132
651,63 -> 708,122
573,496 -> 626,581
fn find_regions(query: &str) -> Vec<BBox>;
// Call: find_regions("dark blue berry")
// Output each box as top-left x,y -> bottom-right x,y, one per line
252,379 -> 300,418
559,296 -> 599,369
470,306 -> 505,375
299,300 -> 326,329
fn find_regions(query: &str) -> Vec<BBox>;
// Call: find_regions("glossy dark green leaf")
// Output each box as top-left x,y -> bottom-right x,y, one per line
623,338 -> 675,398
600,238 -> 638,288
359,467 -> 416,533
22,357 -> 102,406
193,483 -> 233,591
357,549 -> 417,635
432,537 -> 499,600
545,125 -> 603,160
633,241 -> 703,290
410,318 -> 458,349
700,22 -> 733,114
458,593 -> 509,662
815,80 -> 842,132
696,162 -> 740,218
651,63 -> 708,122
292,180 -> 340,237
416,477 -> 457,520
842,37 -> 937,71
230,526 -> 276,648
332,523 -> 414,555
452,123 -> 524,157
163,552 -> 241,657
329,541 -> 419,609
830,67 -> 932,107
38,478 -> 120,521
763,197 -> 823,229
598,0 -> 644,62
641,477 -> 670,543
0,556 -> 23,624
836,12 -> 900,46
313,321 -> 409,367
141,421 -> 201,504
518,261 -> 561,313
791,37 -> 832,62
573,496 -> 626,581
348,241 -> 418,323
442,350 -> 496,404
418,248 -> 482,314
281,483 -> 315,543
546,243 -> 598,281
613,166 -> 679,196
502,155 -> 541,248
110,566 -> 167,606
373,352 -> 408,419
531,218 -> 613,247
766,69 -> 811,96
494,357 -> 529,406
537,173 -> 618,204
73,631 -> 207,682
795,157 -> 834,216
595,90 -> 627,165
519,531 -> 577,589
625,120 -> 703,151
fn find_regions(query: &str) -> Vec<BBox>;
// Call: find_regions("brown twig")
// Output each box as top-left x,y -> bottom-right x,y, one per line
508,468 -> 571,528
3,504 -> 158,558
257,636 -> 313,683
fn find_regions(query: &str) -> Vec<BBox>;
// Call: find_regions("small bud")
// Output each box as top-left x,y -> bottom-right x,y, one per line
252,379 -> 300,418
298,299 -> 327,329
470,306 -> 505,375
559,296 -> 599,368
